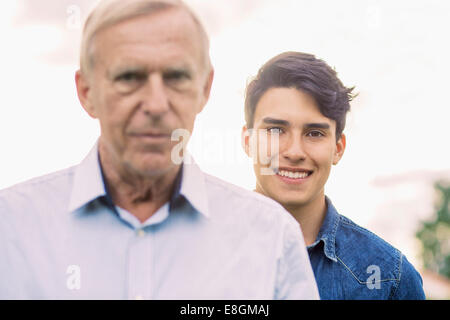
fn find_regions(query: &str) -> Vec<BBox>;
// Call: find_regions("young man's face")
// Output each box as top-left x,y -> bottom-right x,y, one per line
243,87 -> 346,209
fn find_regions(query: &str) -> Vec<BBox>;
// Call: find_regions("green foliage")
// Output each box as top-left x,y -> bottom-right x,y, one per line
416,182 -> 450,279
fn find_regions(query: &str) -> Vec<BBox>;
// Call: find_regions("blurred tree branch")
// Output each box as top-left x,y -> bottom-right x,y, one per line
416,181 -> 450,279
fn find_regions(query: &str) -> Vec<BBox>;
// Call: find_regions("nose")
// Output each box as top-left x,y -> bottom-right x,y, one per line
282,132 -> 306,163
140,73 -> 170,117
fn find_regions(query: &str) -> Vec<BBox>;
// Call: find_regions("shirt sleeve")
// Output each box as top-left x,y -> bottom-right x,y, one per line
0,194 -> 14,298
274,214 -> 320,300
390,254 -> 426,300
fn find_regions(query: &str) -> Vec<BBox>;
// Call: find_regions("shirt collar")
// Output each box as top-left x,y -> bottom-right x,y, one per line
175,153 -> 210,218
68,142 -> 210,218
307,196 -> 340,262
68,142 -> 105,213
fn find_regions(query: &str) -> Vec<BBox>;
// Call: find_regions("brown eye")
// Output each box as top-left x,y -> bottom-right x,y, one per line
307,130 -> 324,138
163,69 -> 192,91
116,72 -> 146,83
164,70 -> 190,81
114,72 -> 146,93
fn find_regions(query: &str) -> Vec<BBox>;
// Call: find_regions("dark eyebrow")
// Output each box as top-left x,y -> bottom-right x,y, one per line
304,123 -> 330,130
262,117 -> 290,126
164,65 -> 192,73
163,67 -> 192,79
108,65 -> 147,79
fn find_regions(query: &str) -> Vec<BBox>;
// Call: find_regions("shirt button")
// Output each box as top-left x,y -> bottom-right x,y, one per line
137,229 -> 146,237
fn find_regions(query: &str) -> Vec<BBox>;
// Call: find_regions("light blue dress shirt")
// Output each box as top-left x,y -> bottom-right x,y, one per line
0,142 -> 319,300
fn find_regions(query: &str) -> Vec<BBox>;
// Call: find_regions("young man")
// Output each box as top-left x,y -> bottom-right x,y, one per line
242,52 -> 426,299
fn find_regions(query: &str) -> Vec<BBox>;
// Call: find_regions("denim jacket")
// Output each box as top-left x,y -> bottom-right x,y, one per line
307,197 -> 426,300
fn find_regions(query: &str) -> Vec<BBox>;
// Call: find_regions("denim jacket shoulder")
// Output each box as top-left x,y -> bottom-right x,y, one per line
309,198 -> 426,300
335,215 -> 425,299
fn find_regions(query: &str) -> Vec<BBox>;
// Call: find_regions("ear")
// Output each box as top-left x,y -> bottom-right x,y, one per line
198,68 -> 214,114
333,133 -> 346,165
241,125 -> 251,157
75,70 -> 98,119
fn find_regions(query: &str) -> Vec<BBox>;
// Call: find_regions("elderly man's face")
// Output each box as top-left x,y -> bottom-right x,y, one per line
77,8 -> 213,177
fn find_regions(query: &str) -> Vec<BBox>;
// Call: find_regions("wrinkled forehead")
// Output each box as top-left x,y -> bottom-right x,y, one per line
81,0 -> 210,75
85,0 -> 189,39
92,9 -> 206,73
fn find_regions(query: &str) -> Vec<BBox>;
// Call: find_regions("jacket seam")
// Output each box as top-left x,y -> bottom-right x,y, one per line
340,218 -> 376,237
388,251 -> 403,299
336,256 -> 400,284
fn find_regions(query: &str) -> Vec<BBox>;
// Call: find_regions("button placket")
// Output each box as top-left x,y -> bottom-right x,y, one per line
127,227 -> 152,300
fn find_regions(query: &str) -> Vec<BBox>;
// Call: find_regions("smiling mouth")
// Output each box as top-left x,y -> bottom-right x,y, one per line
274,168 -> 313,179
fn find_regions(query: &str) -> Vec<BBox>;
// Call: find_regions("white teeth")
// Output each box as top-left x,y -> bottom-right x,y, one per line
277,170 -> 310,179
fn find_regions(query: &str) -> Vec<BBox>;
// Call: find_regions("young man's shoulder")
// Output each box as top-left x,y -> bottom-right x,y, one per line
334,213 -> 425,299
337,214 -> 400,261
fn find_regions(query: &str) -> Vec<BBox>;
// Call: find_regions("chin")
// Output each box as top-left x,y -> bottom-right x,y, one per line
127,153 -> 175,177
271,192 -> 309,208
133,164 -> 174,178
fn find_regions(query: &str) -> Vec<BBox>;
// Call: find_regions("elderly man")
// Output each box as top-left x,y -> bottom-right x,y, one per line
0,0 -> 318,299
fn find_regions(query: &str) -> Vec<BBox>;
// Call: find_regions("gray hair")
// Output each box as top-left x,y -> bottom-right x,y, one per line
80,0 -> 211,76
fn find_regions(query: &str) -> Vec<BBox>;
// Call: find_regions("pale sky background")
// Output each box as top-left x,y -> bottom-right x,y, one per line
0,0 -> 449,276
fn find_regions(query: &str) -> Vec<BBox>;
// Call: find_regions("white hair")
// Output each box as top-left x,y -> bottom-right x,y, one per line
80,0 -> 210,76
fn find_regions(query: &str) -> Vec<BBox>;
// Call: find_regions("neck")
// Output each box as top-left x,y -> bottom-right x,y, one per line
99,141 -> 180,223
284,193 -> 327,246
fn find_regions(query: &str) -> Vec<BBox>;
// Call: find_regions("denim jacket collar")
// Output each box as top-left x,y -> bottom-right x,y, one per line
307,196 -> 340,262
